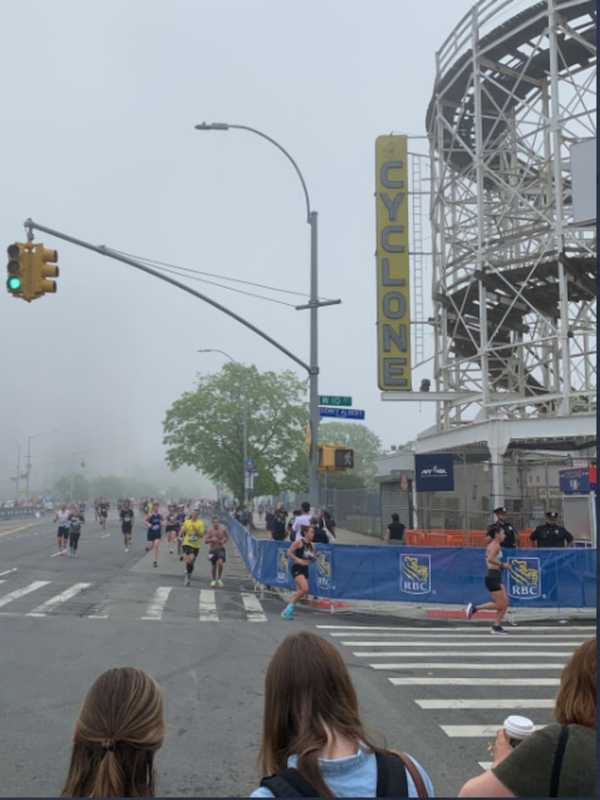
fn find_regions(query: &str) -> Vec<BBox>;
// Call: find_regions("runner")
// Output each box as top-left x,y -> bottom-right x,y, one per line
68,504 -> 85,557
465,527 -> 511,635
99,499 -> 109,530
281,524 -> 316,620
120,500 -> 135,552
205,516 -> 229,588
165,504 -> 179,555
144,502 -> 163,568
54,504 -> 70,556
180,509 -> 205,586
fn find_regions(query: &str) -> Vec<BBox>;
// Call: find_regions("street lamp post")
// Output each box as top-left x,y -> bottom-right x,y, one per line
13,440 -> 22,501
197,349 -> 249,505
195,122 -> 327,509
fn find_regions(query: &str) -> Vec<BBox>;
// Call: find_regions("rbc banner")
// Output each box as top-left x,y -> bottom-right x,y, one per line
415,453 -> 455,492
229,519 -> 595,608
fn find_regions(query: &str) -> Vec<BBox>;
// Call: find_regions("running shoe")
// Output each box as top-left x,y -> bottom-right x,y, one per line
210,580 -> 216,587
465,602 -> 476,619
491,625 -> 509,635
153,561 -> 158,568
217,579 -> 224,588
184,574 -> 190,587
281,605 -> 294,620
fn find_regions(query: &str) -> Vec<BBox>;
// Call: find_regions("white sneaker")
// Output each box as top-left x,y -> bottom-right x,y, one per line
217,579 -> 224,588
210,580 -> 216,588
124,547 -> 129,553
184,574 -> 191,587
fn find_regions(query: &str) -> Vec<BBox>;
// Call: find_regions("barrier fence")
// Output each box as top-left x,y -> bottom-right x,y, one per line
229,519 -> 596,609
0,506 -> 42,521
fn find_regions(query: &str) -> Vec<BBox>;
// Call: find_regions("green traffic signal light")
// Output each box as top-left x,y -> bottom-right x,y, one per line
7,275 -> 22,291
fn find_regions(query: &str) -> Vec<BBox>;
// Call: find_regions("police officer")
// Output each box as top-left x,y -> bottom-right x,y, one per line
530,511 -> 574,548
487,506 -> 519,549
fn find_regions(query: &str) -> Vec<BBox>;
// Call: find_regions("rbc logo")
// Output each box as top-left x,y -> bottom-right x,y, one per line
508,557 -> 541,600
316,551 -> 333,592
400,554 -> 431,595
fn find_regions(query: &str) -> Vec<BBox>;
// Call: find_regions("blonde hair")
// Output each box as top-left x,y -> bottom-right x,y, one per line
61,667 -> 164,797
554,637 -> 596,729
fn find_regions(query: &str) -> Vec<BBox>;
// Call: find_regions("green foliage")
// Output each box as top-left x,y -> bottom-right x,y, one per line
318,422 -> 383,489
163,363 -> 308,500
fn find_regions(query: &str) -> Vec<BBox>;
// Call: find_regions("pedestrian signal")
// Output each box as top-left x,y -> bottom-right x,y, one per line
334,448 -> 354,469
318,445 -> 354,471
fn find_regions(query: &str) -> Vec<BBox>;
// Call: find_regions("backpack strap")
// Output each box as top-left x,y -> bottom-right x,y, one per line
375,752 -> 409,798
549,725 -> 569,797
260,768 -> 319,798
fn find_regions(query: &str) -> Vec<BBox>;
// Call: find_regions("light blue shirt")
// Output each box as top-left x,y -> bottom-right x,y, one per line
250,746 -> 434,798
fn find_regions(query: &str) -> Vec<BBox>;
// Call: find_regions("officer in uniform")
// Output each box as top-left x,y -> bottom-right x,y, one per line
530,511 -> 574,548
487,506 -> 519,549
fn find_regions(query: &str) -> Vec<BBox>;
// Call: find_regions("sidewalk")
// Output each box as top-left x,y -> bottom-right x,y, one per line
248,515 -> 596,624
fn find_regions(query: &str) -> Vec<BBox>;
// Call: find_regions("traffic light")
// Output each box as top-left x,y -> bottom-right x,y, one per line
318,444 -> 354,471
31,244 -> 59,297
6,243 -> 25,297
334,448 -> 354,469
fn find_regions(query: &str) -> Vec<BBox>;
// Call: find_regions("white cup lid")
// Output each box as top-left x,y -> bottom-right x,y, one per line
503,715 -> 536,738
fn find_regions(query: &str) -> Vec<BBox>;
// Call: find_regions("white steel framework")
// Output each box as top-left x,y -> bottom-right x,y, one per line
427,0 -> 596,431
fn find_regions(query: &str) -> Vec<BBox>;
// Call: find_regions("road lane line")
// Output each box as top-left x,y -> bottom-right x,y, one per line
241,593 -> 267,622
354,650 -> 572,658
341,640 -> 585,647
0,568 -> 18,577
27,582 -> 91,617
141,587 -> 172,620
479,762 -> 492,771
50,551 -> 65,558
332,633 -> 588,639
389,677 -> 560,686
372,662 -> 564,670
88,614 -> 109,619
441,724 -> 545,738
415,699 -> 555,710
319,625 -> 594,631
0,580 -> 50,609
100,533 -> 110,539
199,589 -> 218,622
0,523 -> 38,539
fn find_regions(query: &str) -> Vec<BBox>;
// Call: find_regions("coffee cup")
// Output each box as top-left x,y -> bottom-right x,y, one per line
503,715 -> 536,747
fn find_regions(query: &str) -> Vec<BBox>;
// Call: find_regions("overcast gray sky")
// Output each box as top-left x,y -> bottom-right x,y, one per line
1,0 -> 476,497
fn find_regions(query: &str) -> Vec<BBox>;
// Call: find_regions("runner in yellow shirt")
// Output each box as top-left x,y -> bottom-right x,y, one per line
181,510 -> 205,587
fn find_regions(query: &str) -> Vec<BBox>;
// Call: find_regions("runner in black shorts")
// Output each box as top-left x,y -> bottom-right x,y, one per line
465,527 -> 510,635
144,502 -> 163,568
281,524 -> 316,620
120,500 -> 134,552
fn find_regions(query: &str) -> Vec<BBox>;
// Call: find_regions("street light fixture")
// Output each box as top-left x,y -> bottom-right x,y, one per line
194,121 -> 331,509
197,348 -> 249,505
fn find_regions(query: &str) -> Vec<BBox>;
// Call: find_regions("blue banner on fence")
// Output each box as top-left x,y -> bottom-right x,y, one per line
415,453 -> 455,492
228,519 -> 596,608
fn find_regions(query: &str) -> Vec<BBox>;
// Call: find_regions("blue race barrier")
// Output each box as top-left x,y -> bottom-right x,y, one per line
229,519 -> 596,608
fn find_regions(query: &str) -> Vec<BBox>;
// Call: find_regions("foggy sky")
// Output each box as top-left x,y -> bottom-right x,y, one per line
1,0 -> 476,497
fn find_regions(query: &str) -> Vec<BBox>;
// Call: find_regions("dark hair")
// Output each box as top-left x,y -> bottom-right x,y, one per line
61,667 -> 164,797
301,501 -> 310,513
554,638 -> 596,728
391,513 -> 399,523
259,632 -> 390,799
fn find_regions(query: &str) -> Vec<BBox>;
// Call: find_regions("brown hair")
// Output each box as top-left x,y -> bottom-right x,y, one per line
61,667 -> 164,798
554,637 -> 596,728
259,631 -> 387,798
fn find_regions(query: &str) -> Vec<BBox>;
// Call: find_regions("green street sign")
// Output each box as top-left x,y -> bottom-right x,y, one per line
319,395 -> 352,407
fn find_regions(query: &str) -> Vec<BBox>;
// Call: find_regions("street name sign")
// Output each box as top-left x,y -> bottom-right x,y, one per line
319,407 -> 365,420
319,395 -> 352,406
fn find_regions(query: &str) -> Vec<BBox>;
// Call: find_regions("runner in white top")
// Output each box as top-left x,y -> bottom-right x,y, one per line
54,506 -> 71,555
291,502 -> 312,541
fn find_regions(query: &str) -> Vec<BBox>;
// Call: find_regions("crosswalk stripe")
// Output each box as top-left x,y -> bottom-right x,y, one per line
199,589 -> 218,621
0,568 -> 18,577
441,724 -> 545,738
332,633 -> 587,639
354,650 -> 571,658
0,580 -> 50,609
319,625 -> 593,631
389,677 -> 560,685
340,640 -> 584,647
479,762 -> 492,771
241,593 -> 267,622
27,583 -> 91,617
141,587 -> 172,620
415,699 -> 555,710
372,662 -> 564,670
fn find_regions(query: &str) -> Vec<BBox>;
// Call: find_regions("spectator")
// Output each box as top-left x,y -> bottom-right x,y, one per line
265,507 -> 274,534
61,667 -> 164,798
385,513 -> 406,544
271,509 -> 287,541
322,508 -> 336,539
251,631 -> 433,798
458,637 -> 596,797
291,501 -> 312,540
286,509 -> 300,541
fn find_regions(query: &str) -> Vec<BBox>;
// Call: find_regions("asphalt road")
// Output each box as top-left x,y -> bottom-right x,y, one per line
0,513 -> 594,796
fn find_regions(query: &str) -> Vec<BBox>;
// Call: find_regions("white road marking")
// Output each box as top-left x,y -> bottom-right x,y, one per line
341,640 -> 585,647
100,533 -> 110,539
50,551 -> 65,558
333,633 -> 588,640
372,662 -> 564,670
27,582 -> 91,617
0,580 -> 50,609
241,593 -> 267,622
199,589 -> 218,621
441,724 -> 545,738
0,568 -> 18,577
141,587 -> 172,620
88,614 -> 109,619
415,698 -> 555,710
479,762 -> 492,770
389,677 -> 560,686
354,650 -> 572,658
319,625 -> 594,631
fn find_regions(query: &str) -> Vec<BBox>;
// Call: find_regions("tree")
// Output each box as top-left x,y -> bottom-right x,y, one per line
163,363 -> 308,501
53,473 -> 90,501
318,422 -> 383,489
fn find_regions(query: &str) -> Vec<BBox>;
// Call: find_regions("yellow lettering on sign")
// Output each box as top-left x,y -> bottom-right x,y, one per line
375,135 -> 411,390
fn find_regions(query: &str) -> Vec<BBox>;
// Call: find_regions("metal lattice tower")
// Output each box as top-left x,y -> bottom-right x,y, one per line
427,0 -> 596,430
